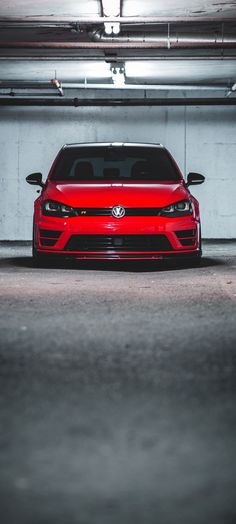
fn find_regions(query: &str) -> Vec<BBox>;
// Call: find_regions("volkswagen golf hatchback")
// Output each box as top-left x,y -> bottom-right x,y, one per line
26,142 -> 205,264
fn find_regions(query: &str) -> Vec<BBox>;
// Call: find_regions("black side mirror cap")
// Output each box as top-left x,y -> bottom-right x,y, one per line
26,172 -> 44,188
187,172 -> 205,186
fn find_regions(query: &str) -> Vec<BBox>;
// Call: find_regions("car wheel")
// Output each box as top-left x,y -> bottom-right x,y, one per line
194,226 -> 202,264
191,252 -> 202,266
175,227 -> 202,268
182,228 -> 202,267
32,246 -> 54,267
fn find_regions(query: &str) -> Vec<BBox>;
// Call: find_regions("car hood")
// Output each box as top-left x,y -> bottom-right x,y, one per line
44,181 -> 188,208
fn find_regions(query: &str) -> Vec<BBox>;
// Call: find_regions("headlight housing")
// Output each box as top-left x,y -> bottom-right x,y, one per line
159,199 -> 193,217
42,200 -> 76,217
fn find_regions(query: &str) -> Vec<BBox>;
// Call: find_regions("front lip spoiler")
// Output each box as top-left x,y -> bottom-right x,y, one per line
74,253 -> 200,260
35,250 -> 200,261
74,254 -> 164,260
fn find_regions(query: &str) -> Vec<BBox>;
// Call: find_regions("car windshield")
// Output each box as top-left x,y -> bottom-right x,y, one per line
51,146 -> 180,182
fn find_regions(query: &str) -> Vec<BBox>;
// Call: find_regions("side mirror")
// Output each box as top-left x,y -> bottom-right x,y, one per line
187,172 -> 205,186
26,172 -> 44,188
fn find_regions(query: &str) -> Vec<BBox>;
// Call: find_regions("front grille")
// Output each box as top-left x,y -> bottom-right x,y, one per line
65,234 -> 173,252
175,229 -> 197,247
75,208 -> 161,217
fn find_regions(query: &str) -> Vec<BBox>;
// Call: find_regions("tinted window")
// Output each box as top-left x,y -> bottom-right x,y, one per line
51,147 -> 180,182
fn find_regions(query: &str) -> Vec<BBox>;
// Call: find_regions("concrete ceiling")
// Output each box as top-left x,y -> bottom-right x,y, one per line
123,0 -> 236,17
0,1 -> 100,17
0,0 -> 236,18
0,0 -> 236,94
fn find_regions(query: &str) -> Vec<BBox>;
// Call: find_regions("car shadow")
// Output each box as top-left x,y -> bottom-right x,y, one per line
0,256 -> 226,273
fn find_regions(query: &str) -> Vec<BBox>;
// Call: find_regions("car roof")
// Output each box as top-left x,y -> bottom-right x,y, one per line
63,142 -> 164,149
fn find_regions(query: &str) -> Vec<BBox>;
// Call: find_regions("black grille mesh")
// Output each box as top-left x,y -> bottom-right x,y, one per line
75,208 -> 161,217
65,235 -> 173,252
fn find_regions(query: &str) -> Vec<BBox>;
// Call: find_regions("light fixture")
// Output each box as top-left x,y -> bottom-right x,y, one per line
102,0 -> 121,35
102,0 -> 120,17
110,64 -> 125,87
104,22 -> 120,35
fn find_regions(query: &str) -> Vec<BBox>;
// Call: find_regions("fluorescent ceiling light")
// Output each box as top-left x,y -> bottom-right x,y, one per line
112,72 -> 125,87
102,0 -> 120,17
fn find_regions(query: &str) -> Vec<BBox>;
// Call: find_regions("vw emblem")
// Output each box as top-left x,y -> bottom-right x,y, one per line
112,205 -> 126,219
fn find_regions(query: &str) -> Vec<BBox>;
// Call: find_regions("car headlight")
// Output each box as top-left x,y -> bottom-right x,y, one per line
159,199 -> 193,217
42,200 -> 76,217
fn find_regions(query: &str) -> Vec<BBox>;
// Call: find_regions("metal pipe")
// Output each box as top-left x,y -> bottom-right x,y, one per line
0,22 -> 75,28
90,29 -> 236,45
0,97 -> 236,106
0,16 -> 235,24
0,81 -> 57,89
0,93 -> 61,97
0,55 -> 235,61
52,83 -> 229,91
1,40 -> 236,49
0,81 -> 228,91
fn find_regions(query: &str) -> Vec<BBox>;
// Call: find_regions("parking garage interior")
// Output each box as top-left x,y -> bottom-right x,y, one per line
0,1 -> 236,523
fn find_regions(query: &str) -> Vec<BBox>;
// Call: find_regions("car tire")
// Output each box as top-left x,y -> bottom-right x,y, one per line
32,246 -> 54,267
175,227 -> 202,268
182,228 -> 202,267
191,252 -> 202,266
194,225 -> 202,265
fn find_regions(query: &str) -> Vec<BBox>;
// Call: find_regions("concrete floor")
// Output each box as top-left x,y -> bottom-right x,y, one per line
0,242 -> 236,524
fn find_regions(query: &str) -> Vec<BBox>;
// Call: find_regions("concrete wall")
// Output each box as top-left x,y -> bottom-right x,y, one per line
0,104 -> 236,239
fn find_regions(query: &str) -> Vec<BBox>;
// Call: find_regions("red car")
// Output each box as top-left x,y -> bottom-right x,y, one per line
26,142 -> 205,264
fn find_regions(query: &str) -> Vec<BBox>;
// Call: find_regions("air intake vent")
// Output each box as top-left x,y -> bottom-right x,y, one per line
39,229 -> 62,247
175,229 -> 197,247
175,229 -> 196,239
39,229 -> 62,238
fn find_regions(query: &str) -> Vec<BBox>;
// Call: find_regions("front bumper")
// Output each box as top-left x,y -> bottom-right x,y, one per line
35,215 -> 201,260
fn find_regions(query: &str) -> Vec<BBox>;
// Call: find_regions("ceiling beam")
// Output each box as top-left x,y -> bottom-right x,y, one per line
0,16 -> 235,24
0,97 -> 236,107
1,41 -> 236,49
0,55 -> 236,63
0,55 -> 235,61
